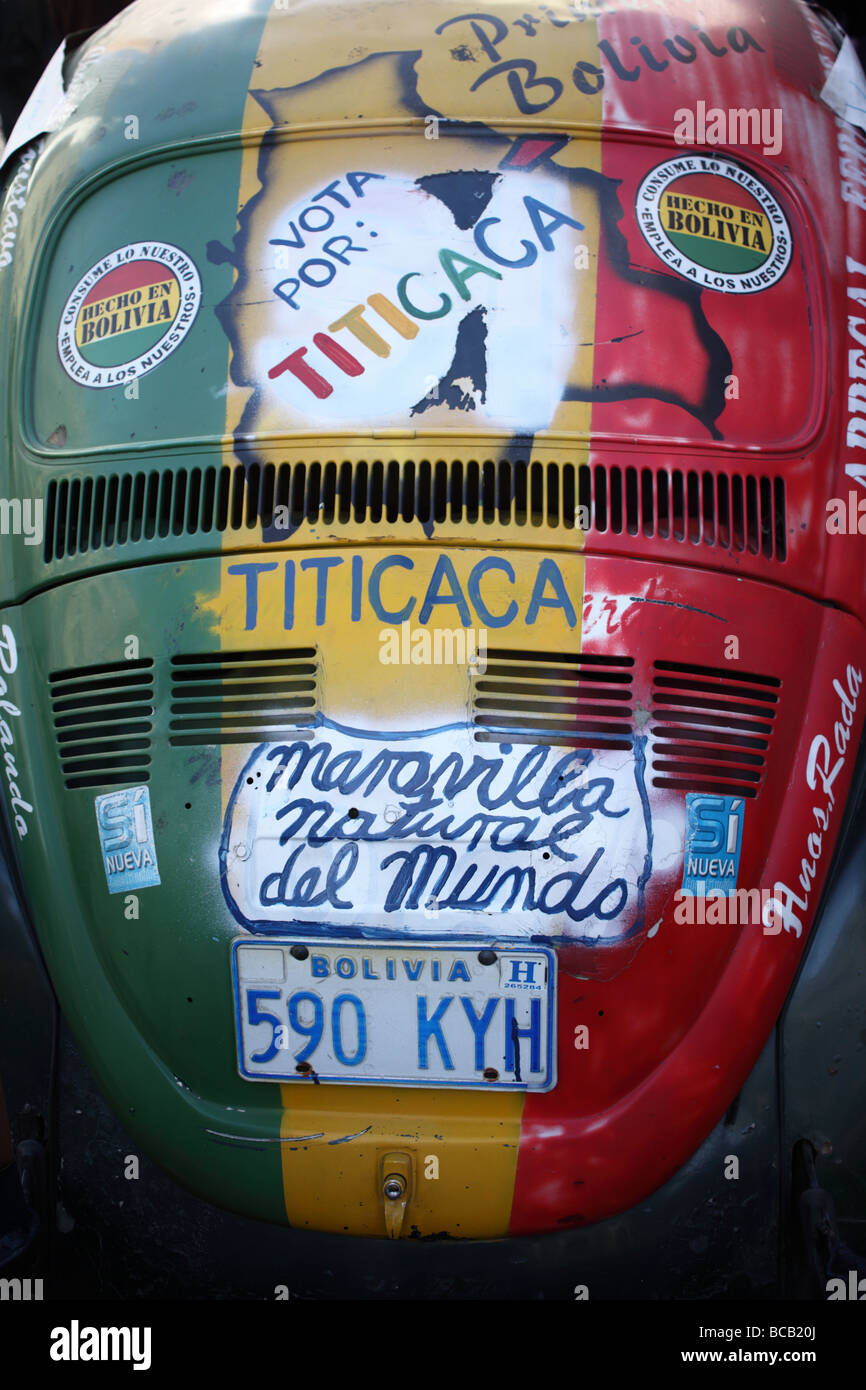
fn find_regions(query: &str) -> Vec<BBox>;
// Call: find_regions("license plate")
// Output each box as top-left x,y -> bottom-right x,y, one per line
232,939 -> 556,1090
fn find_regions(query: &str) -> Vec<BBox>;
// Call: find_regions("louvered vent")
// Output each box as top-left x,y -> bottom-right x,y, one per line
169,648 -> 318,746
650,660 -> 780,799
43,461 -> 787,560
472,648 -> 634,749
50,659 -> 154,789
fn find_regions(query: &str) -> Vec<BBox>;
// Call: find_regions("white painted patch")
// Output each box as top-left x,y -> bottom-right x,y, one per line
821,36 -> 866,135
222,725 -> 679,943
247,165 -> 584,430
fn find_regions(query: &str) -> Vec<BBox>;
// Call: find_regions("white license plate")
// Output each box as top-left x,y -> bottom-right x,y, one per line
232,939 -> 556,1090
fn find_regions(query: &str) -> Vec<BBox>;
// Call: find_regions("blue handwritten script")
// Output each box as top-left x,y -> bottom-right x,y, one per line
221,722 -> 655,944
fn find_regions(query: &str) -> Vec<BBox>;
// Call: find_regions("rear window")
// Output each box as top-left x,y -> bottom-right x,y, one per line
28,133 -> 820,454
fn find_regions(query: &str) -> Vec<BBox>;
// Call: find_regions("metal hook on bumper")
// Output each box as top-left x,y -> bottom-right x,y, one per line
379,1152 -> 413,1239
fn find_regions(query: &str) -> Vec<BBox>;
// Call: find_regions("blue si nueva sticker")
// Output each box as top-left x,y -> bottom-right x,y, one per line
94,785 -> 161,894
682,793 -> 745,895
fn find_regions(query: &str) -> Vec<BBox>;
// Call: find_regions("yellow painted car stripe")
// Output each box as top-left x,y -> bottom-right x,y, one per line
278,1082 -> 522,1237
213,0 -> 602,1236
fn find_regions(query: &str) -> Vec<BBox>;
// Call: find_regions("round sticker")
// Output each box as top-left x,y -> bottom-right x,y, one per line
57,241 -> 201,387
635,159 -> 792,294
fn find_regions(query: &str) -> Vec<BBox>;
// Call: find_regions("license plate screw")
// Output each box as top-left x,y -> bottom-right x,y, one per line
478,950 -> 497,965
290,944 -> 309,960
295,1061 -> 312,1075
483,1067 -> 499,1081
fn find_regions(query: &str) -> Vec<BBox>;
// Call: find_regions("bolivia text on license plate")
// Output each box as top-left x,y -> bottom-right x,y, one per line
232,940 -> 556,1090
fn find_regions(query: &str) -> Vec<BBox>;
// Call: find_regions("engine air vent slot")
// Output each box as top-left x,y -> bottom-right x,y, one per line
43,461 -> 787,560
650,660 -> 780,798
50,659 -> 154,789
472,648 -> 634,749
169,648 -> 319,745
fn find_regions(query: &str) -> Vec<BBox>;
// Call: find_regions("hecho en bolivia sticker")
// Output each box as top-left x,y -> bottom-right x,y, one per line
57,241 -> 201,388
636,158 -> 792,294
95,785 -> 161,894
682,793 -> 744,896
